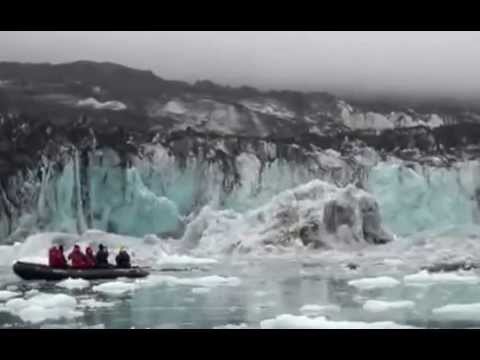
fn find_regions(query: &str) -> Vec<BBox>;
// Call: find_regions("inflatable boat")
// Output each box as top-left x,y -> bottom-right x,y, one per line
13,261 -> 150,281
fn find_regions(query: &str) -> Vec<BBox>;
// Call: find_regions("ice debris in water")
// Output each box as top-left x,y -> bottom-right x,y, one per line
157,254 -> 218,266
299,304 -> 341,316
137,275 -> 241,288
403,270 -> 479,286
56,278 -> 90,290
0,290 -> 20,301
363,300 -> 415,313
213,323 -> 249,329
348,276 -> 400,290
432,303 -> 480,319
3,293 -> 82,324
79,298 -> 116,308
92,281 -> 137,296
260,314 -> 417,329
191,287 -> 211,294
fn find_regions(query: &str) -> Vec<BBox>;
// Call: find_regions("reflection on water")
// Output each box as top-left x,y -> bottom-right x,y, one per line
2,259 -> 480,328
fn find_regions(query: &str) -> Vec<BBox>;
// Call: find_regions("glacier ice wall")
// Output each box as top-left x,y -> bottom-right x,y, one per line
2,133 -> 480,251
367,160 -> 480,236
0,141 -> 373,243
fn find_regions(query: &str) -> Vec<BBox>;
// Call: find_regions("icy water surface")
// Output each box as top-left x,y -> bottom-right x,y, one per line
2,257 -> 480,329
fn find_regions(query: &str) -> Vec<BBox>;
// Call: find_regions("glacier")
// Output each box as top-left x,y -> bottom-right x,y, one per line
2,139 -> 480,256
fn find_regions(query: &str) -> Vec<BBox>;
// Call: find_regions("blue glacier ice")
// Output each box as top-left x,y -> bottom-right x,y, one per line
367,161 -> 480,236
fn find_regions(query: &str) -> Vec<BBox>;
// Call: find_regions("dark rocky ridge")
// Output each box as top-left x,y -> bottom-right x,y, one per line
1,60 -> 480,198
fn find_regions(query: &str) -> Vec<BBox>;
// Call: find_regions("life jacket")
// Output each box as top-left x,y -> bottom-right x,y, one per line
85,247 -> 96,268
68,248 -> 88,269
48,247 -> 60,267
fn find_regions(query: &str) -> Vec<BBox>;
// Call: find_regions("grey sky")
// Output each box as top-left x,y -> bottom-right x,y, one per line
1,31 -> 480,98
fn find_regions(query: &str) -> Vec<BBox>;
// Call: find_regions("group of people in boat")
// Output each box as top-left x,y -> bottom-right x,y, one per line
48,243 -> 131,269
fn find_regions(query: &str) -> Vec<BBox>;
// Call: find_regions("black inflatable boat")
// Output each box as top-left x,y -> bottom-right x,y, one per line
13,261 -> 150,281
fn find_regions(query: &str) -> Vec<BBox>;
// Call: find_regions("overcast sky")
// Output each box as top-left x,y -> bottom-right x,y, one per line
1,31 -> 479,99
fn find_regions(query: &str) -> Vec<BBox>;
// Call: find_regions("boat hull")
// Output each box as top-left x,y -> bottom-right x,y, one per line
12,261 -> 149,281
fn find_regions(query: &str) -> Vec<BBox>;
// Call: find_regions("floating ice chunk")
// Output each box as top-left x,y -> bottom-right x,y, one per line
0,291 -> 20,301
260,314 -> 416,329
17,306 -> 82,324
348,276 -> 400,290
92,281 -> 137,296
363,300 -> 415,313
157,254 -> 218,266
299,304 -> 341,316
24,293 -> 77,308
138,275 -> 241,288
5,298 -> 29,312
213,323 -> 249,329
57,278 -> 90,290
4,293 -> 81,324
79,298 -> 116,309
404,270 -> 479,287
432,303 -> 480,319
254,291 -> 268,297
192,287 -> 211,294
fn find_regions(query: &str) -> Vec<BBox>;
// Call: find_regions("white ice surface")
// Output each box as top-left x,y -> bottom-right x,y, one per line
348,276 -> 400,290
3,293 -> 82,324
260,314 -> 416,329
432,303 -> 480,320
213,323 -> 249,329
92,281 -> 137,296
0,290 -> 20,301
79,298 -> 116,308
156,254 -> 218,266
403,270 -> 479,286
137,275 -> 241,288
191,287 -> 211,294
56,278 -> 90,290
363,300 -> 415,313
299,304 -> 341,316
77,98 -> 127,111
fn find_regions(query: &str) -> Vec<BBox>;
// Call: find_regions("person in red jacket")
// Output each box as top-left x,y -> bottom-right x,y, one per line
48,246 -> 60,268
48,245 -> 68,268
68,245 -> 88,269
85,246 -> 96,268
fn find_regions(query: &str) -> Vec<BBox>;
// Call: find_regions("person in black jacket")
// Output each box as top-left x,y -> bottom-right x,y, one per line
95,244 -> 111,268
115,247 -> 131,269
